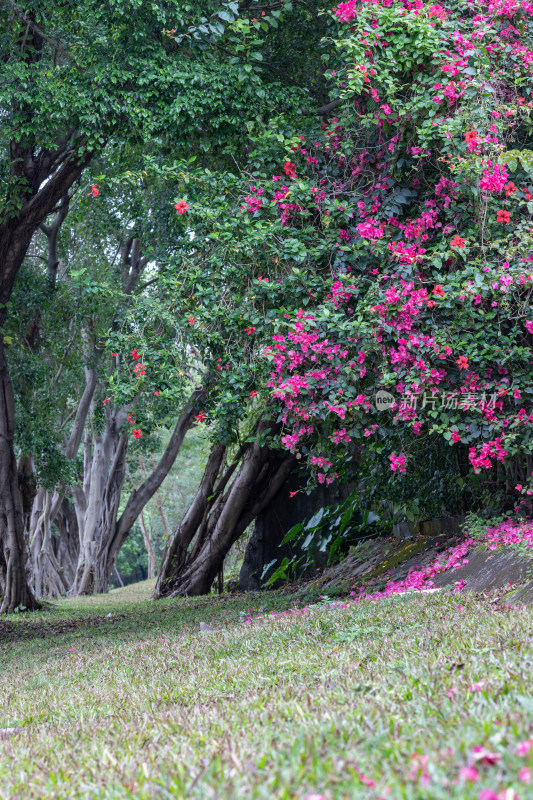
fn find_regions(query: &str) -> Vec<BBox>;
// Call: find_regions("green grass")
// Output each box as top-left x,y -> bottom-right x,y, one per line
1,583 -> 533,799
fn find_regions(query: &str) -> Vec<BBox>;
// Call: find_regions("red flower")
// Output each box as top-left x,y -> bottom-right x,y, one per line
504,181 -> 518,196
450,236 -> 466,248
127,413 -> 135,423
464,130 -> 478,143
457,356 -> 469,370
91,184 -> 99,197
496,209 -> 511,223
132,428 -> 143,439
245,326 -> 256,335
154,391 -> 161,396
134,363 -> 146,376
188,316 -> 195,324
174,200 -> 190,214
195,412 -> 207,424
250,390 -> 258,398
131,348 -> 140,360
289,491 -> 298,498
103,398 -> 110,406
432,284 -> 445,297
284,161 -> 296,177
111,352 -> 118,357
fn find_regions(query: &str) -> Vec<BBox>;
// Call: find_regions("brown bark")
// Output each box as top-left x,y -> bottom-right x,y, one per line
0,339 -> 39,612
0,127 -> 91,610
153,443 -> 226,597
154,425 -> 296,599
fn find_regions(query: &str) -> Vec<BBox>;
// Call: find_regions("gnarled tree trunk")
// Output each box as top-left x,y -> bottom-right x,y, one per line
69,408 -> 129,595
154,424 -> 296,599
0,339 -> 39,612
30,488 -> 72,599
68,387 -> 204,595
0,115 -> 91,611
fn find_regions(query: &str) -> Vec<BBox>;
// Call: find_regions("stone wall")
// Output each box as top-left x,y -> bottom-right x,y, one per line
392,515 -> 465,539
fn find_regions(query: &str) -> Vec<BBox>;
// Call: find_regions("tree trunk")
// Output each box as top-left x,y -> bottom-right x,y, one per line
0,339 -> 39,612
97,387 -> 204,589
69,411 -> 129,596
113,564 -> 124,588
153,443 -> 226,597
68,388 -> 204,596
29,488 -> 74,599
139,510 -> 157,579
0,135 -> 92,611
154,425 -> 296,599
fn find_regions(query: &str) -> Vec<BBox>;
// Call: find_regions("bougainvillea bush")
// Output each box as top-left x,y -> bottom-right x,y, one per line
228,0 -> 533,514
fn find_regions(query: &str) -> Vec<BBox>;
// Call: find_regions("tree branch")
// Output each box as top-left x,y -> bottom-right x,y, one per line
6,0 -> 77,64
301,98 -> 344,117
111,386 -> 205,555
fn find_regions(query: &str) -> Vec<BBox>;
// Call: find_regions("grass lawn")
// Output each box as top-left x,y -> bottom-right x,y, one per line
1,581 -> 533,799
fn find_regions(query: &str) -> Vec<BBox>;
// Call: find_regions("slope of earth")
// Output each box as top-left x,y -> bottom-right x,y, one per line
313,522 -> 533,604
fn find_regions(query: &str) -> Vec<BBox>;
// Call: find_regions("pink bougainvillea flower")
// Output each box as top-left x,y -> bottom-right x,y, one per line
470,745 -> 500,765
517,739 -> 533,756
174,200 -> 190,214
496,209 -> 511,223
478,791 -> 499,800
519,766 -> 531,783
468,683 -> 486,693
132,428 -> 143,439
390,452 -> 407,472
525,320 -> 533,333
459,766 -> 480,782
